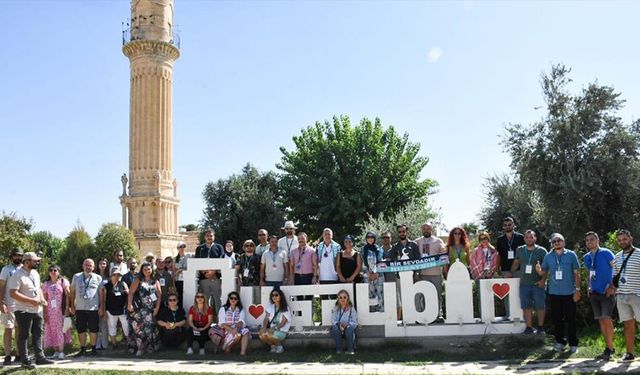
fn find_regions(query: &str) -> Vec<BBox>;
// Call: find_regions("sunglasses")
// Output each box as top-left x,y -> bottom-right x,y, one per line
229,296 -> 238,301
49,269 -> 59,273
479,237 -> 488,241
168,298 -> 178,302
381,236 -> 391,239
552,239 -> 563,243
338,295 -> 348,300
196,295 -> 205,299
271,294 -> 280,298
453,232 -> 462,235
245,244 -> 255,247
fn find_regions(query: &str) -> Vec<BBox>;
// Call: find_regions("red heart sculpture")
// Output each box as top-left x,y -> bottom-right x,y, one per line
492,283 -> 510,300
248,304 -> 265,319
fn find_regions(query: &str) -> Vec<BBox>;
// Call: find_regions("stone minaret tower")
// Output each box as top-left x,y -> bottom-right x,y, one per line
120,0 -> 182,257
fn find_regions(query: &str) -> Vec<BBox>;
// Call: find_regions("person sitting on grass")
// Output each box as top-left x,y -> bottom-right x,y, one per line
331,289 -> 358,354
156,292 -> 186,349
258,289 -> 292,353
186,293 -> 213,355
217,291 -> 250,355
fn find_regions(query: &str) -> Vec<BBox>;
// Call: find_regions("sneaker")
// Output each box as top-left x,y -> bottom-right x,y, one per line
186,347 -> 194,355
3,356 -> 11,366
57,352 -> 65,360
553,342 -> 566,352
596,348 -> 613,361
21,362 -> 36,370
347,351 -> 355,355
270,345 -> 277,353
523,326 -> 535,335
622,352 -> 635,361
570,346 -> 578,354
135,350 -> 143,357
73,348 -> 86,358
199,348 -> 205,356
276,345 -> 284,353
536,326 -> 545,335
89,349 -> 98,357
35,357 -> 54,365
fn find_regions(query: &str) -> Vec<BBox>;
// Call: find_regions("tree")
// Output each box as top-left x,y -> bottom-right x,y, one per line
31,231 -> 65,279
484,64 -> 640,245
0,212 -> 34,257
357,197 -> 441,245
278,115 -> 437,238
202,164 -> 286,249
58,225 -> 94,277
94,223 -> 138,262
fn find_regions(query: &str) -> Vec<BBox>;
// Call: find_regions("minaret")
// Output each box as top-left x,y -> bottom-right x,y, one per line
120,0 -> 182,257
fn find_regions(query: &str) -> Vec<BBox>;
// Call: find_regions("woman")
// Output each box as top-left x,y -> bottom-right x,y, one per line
157,292 -> 187,349
96,257 -> 110,350
127,262 -> 162,356
331,289 -> 358,354
445,227 -> 471,276
361,232 -> 384,312
337,235 -> 363,284
187,293 -> 213,355
223,240 -> 238,268
42,264 -> 71,360
174,242 -> 190,303
99,268 -> 129,349
217,291 -> 250,355
258,289 -> 292,353
470,232 -> 500,280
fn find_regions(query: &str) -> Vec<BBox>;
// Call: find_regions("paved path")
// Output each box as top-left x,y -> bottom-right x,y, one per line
37,357 -> 640,374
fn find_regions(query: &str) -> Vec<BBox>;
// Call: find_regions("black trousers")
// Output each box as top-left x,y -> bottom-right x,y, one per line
187,328 -> 208,348
549,294 -> 578,346
14,311 -> 45,364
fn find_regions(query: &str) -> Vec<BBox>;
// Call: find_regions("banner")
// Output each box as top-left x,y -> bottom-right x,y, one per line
376,254 -> 450,273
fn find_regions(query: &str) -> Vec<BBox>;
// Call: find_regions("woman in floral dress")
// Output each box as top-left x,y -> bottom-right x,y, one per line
42,264 -> 71,359
127,262 -> 161,356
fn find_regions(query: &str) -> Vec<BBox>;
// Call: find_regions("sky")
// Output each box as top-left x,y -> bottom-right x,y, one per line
1,0 -> 639,239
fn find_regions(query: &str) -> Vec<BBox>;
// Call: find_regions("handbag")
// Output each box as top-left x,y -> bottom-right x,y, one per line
63,316 -> 73,333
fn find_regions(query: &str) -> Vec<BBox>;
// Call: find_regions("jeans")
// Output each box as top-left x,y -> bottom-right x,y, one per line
331,324 -> 355,352
14,311 -> 45,364
265,281 -> 282,290
549,294 -> 578,346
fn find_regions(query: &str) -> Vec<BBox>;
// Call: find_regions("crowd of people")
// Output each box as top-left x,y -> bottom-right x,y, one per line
0,219 -> 638,369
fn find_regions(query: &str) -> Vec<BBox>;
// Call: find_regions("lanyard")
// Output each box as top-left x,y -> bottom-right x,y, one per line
554,251 -> 563,269
171,309 -> 178,322
507,234 -> 515,250
589,249 -> 599,271
526,247 -> 535,265
296,247 -> 306,265
83,274 -> 93,291
338,307 -> 352,323
270,249 -> 278,264
484,249 -> 491,263
285,238 -> 295,252
454,246 -> 463,260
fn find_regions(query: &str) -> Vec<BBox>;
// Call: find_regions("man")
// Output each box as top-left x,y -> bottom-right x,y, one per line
497,217 -> 525,278
315,228 -> 341,284
195,228 -> 223,258
255,229 -> 270,256
278,221 -> 297,254
122,258 -> 138,288
391,224 -> 420,261
0,247 -> 23,365
157,256 -> 175,306
236,239 -> 262,302
414,223 -> 446,320
109,249 -> 128,276
583,231 -> 616,360
381,231 -> 401,320
511,229 -> 547,335
290,233 -> 318,286
69,258 -> 103,357
260,235 -> 289,289
536,233 -> 580,353
608,229 -> 640,361
8,252 -> 53,369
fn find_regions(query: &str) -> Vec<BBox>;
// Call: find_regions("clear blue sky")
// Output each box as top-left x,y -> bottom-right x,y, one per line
1,0 -> 639,238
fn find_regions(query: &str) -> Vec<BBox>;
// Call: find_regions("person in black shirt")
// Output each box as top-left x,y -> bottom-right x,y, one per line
157,292 -> 187,349
391,224 -> 420,261
99,268 -> 129,349
121,258 -> 138,288
496,217 -> 525,278
195,229 -> 224,258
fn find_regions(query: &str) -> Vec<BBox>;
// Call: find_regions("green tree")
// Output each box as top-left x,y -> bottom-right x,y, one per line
31,231 -> 65,279
484,64 -> 640,245
94,223 -> 138,262
278,115 -> 437,238
202,164 -> 286,249
58,225 -> 94,277
0,212 -> 34,257
357,197 -> 440,245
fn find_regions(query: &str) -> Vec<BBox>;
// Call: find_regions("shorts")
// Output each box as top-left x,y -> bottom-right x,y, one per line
519,284 -> 546,310
617,294 -> 640,323
272,330 -> 287,341
589,293 -> 615,320
75,310 -> 100,333
0,311 -> 16,329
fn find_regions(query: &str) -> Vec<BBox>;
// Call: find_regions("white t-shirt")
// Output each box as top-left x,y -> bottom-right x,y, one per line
318,251 -> 338,281
265,303 -> 292,332
415,236 -> 446,276
278,236 -> 297,253
7,268 -> 42,314
261,249 -> 289,282
109,261 -> 128,276
0,264 -> 21,310
217,306 -> 246,325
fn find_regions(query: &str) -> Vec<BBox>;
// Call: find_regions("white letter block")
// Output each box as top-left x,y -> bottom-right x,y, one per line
183,258 -> 236,313
444,260 -> 475,324
355,282 -> 394,325
399,271 -> 438,324
479,278 -> 524,322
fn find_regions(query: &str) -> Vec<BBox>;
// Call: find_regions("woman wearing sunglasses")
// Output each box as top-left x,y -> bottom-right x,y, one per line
42,264 -> 71,360
216,292 -> 250,355
127,262 -> 162,356
157,292 -> 186,349
258,289 -> 292,353
186,293 -> 213,355
331,290 -> 358,354
470,232 -> 500,281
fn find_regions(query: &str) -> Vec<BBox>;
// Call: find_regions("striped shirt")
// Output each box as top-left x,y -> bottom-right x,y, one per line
613,247 -> 640,296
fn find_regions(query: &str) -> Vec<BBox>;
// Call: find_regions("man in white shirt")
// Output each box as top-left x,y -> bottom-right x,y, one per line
255,229 -> 270,256
261,235 -> 290,289
316,228 -> 341,284
0,247 -> 23,365
278,221 -> 297,254
414,223 -> 446,321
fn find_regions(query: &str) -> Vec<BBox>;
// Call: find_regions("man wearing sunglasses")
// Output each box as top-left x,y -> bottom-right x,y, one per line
8,252 -> 53,369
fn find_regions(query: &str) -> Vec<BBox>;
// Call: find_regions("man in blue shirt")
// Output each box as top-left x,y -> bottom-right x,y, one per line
583,231 -> 616,360
536,233 -> 581,353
